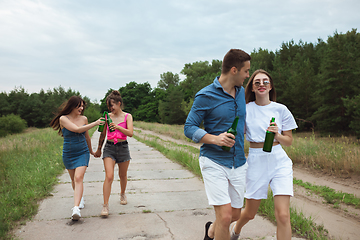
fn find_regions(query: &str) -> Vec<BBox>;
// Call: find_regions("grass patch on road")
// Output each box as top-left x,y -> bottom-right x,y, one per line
294,178 -> 360,208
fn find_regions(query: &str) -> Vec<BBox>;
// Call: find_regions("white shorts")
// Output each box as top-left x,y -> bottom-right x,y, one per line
199,156 -> 248,208
245,144 -> 293,199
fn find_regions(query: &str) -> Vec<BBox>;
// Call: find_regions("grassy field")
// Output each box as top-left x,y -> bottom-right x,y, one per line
0,127 -> 96,240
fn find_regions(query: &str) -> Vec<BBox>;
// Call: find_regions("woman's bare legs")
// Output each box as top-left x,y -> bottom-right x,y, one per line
67,166 -> 87,207
103,157 -> 116,204
274,195 -> 292,240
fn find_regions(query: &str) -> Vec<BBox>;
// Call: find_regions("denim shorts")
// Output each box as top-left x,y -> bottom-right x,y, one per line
103,141 -> 131,163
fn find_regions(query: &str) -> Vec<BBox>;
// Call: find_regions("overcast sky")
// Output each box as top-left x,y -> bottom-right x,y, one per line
1,0 -> 359,102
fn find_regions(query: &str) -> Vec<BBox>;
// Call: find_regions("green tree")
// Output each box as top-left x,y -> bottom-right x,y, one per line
313,29 -> 360,133
157,72 -> 180,90
158,86 -> 186,124
343,94 -> 360,138
250,48 -> 275,72
180,60 -> 222,101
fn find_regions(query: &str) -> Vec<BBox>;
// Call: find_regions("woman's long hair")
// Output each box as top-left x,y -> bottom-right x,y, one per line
50,96 -> 86,136
245,69 -> 276,103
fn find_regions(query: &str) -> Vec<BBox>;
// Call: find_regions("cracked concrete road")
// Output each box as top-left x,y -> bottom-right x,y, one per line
14,131 -> 299,240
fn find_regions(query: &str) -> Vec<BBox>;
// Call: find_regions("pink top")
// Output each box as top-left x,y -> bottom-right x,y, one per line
107,113 -> 128,144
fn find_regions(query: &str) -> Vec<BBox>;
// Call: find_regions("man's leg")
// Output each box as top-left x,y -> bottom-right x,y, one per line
212,203 -> 233,240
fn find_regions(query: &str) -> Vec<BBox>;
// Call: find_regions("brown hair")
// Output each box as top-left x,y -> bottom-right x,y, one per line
222,49 -> 251,74
245,69 -> 276,103
50,96 -> 86,136
106,90 -> 123,110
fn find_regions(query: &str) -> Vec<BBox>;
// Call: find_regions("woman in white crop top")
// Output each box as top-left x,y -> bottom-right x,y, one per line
231,69 -> 297,240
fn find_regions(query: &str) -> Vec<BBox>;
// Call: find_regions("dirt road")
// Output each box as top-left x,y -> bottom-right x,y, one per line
135,128 -> 360,240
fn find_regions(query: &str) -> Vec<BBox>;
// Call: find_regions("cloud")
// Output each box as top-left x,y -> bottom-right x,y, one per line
0,0 -> 359,102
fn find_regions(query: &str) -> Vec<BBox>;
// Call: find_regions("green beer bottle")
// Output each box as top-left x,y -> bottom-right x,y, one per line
263,117 -> 275,152
97,111 -> 107,132
222,116 -> 239,152
106,112 -> 115,132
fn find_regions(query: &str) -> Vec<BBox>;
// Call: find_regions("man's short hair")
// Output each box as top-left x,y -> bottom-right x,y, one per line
222,49 -> 251,74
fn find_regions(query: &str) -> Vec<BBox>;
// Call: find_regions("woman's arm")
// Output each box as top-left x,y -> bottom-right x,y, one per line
268,122 -> 293,146
60,115 -> 103,133
94,127 -> 107,157
110,114 -> 134,137
84,117 -> 95,155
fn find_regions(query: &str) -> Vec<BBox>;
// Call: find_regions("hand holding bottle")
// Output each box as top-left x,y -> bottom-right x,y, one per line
222,116 -> 239,152
109,122 -> 117,131
263,117 -> 276,152
266,121 -> 278,135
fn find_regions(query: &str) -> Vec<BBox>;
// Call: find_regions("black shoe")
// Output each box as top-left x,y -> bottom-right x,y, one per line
204,221 -> 214,240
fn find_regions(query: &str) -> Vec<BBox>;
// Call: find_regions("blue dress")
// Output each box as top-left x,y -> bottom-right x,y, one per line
62,127 -> 90,169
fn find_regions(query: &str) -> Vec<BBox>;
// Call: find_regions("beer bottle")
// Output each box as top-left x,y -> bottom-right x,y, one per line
97,111 -> 107,132
263,117 -> 275,152
222,116 -> 239,152
106,112 -> 115,132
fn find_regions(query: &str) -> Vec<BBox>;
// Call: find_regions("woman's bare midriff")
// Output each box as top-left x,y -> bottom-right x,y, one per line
107,139 -> 126,143
249,142 -> 279,148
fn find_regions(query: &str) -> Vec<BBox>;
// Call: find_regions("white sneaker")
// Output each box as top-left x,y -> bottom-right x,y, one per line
230,222 -> 240,240
71,206 -> 81,221
79,197 -> 85,209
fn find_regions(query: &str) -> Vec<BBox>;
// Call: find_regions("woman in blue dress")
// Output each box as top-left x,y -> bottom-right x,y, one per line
50,96 -> 104,220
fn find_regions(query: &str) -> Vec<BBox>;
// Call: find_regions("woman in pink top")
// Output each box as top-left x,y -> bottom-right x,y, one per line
94,90 -> 133,217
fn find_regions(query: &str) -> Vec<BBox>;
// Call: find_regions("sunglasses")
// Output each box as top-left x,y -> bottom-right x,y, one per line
253,80 -> 270,87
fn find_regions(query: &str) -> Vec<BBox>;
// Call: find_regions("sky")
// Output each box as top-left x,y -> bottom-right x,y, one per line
1,0 -> 359,103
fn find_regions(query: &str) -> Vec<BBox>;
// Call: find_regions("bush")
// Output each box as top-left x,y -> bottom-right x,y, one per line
0,114 -> 27,137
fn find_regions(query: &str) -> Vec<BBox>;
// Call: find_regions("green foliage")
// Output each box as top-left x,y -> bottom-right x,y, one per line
180,60 -> 222,101
343,94 -> 360,138
313,29 -> 360,133
249,48 -> 275,73
157,71 -> 180,90
0,86 -> 97,129
0,128 -> 65,239
158,86 -> 186,124
0,114 -> 27,137
84,103 -> 101,123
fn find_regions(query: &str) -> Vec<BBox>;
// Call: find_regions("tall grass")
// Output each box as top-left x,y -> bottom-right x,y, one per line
135,121 -> 360,176
134,121 -> 192,142
284,133 -> 360,175
0,127 -> 97,239
0,128 -> 66,239
134,121 -> 250,154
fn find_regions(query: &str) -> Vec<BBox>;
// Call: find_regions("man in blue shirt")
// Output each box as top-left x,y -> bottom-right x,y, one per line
184,49 -> 251,240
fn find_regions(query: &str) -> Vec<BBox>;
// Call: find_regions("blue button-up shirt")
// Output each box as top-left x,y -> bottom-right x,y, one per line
184,77 -> 246,169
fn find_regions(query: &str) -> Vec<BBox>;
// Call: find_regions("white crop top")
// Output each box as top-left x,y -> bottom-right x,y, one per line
245,101 -> 298,143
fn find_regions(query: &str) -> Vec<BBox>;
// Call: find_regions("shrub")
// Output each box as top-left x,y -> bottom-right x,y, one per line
0,114 -> 27,137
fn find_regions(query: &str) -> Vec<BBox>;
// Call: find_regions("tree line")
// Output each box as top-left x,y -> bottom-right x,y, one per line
0,87 -> 101,136
1,29 -> 359,138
